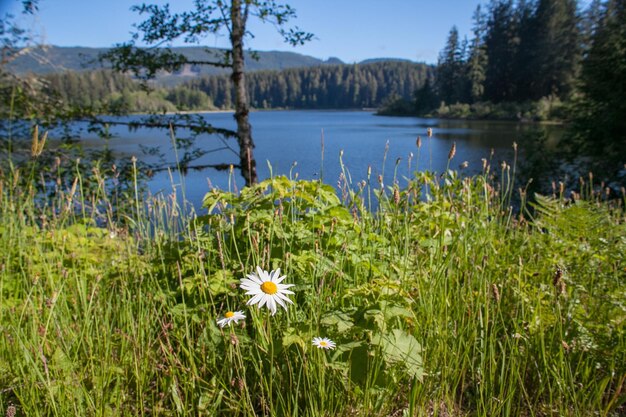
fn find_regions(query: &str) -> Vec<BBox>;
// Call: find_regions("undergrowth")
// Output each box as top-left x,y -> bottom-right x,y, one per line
1,141 -> 625,416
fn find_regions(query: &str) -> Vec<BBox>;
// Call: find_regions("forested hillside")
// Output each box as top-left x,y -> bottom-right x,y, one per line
187,61 -> 433,109
35,61 -> 433,112
42,69 -> 214,113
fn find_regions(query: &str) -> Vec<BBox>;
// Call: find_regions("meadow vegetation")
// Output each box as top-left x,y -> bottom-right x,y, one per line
1,134 -> 624,416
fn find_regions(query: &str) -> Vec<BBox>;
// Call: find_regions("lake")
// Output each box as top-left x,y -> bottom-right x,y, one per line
83,110 -> 561,211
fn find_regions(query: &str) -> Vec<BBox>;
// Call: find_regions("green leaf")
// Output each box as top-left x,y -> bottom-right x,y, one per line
321,310 -> 354,333
331,340 -> 364,361
282,327 -> 307,349
170,379 -> 184,414
372,329 -> 424,379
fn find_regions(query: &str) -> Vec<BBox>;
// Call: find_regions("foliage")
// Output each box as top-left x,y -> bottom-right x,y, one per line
1,152 -> 625,416
431,96 -> 568,121
566,0 -> 626,185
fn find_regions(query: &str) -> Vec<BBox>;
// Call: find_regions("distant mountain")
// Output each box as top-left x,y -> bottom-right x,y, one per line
6,46 -> 424,86
6,45 -> 347,83
358,58 -> 415,65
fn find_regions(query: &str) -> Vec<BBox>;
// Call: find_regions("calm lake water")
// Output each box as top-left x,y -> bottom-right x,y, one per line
84,110 -> 562,211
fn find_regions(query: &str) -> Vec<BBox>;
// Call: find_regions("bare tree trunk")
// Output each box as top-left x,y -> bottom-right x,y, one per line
230,0 -> 257,186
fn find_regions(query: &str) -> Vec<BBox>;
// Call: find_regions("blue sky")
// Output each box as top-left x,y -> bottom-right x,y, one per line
1,0 -> 590,64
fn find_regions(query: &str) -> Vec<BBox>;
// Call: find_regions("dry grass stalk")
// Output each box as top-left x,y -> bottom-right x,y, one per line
31,125 -> 47,157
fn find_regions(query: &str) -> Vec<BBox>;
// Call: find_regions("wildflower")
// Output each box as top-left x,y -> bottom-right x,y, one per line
240,267 -> 294,315
312,337 -> 336,350
217,310 -> 246,328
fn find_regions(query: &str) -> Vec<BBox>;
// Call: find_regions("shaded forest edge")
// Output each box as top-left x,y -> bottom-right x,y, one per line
379,0 -> 584,121
379,0 -> 625,188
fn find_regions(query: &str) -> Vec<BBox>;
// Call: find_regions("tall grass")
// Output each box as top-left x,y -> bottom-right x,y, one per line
1,136 -> 624,416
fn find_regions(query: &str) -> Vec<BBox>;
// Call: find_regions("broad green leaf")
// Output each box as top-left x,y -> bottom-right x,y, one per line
372,329 -> 423,379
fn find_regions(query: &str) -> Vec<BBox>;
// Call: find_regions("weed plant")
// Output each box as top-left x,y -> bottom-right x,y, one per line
1,135 -> 625,416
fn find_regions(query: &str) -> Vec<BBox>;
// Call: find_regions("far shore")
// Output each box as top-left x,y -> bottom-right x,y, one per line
113,107 -> 566,125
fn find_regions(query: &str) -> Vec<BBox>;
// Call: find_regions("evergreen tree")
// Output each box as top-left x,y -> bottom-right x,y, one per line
466,5 -> 488,102
569,0 -> 626,181
436,26 -> 466,104
530,0 -> 580,99
484,0 -> 519,102
511,0 -> 537,101
413,79 -> 439,114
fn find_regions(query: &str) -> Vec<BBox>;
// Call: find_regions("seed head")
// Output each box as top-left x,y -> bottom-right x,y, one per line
553,267 -> 566,296
31,126 -> 47,157
426,127 -> 433,138
448,142 -> 456,161
491,284 -> 500,302
393,187 -> 400,205
416,136 -> 422,148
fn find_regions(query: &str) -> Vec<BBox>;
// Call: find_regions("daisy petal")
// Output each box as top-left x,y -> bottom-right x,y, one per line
275,292 -> 294,304
247,293 -> 264,306
274,294 -> 286,309
267,297 -> 277,315
245,274 -> 263,285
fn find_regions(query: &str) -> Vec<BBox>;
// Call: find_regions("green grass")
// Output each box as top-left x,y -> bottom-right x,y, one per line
1,148 -> 625,416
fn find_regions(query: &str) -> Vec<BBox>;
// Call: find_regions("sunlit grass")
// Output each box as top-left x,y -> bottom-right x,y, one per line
1,143 -> 625,416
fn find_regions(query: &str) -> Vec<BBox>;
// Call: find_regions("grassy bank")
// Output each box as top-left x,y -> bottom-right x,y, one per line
1,149 -> 625,416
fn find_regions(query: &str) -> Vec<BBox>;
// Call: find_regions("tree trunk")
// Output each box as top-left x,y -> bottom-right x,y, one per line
230,0 -> 258,186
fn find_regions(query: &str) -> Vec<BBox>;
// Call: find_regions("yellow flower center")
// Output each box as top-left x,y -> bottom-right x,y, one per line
225,311 -> 235,318
319,341 -> 328,347
260,281 -> 278,295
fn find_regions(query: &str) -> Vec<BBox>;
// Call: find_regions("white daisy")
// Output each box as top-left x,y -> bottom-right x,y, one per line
239,267 -> 294,315
312,337 -> 336,350
216,310 -> 246,328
